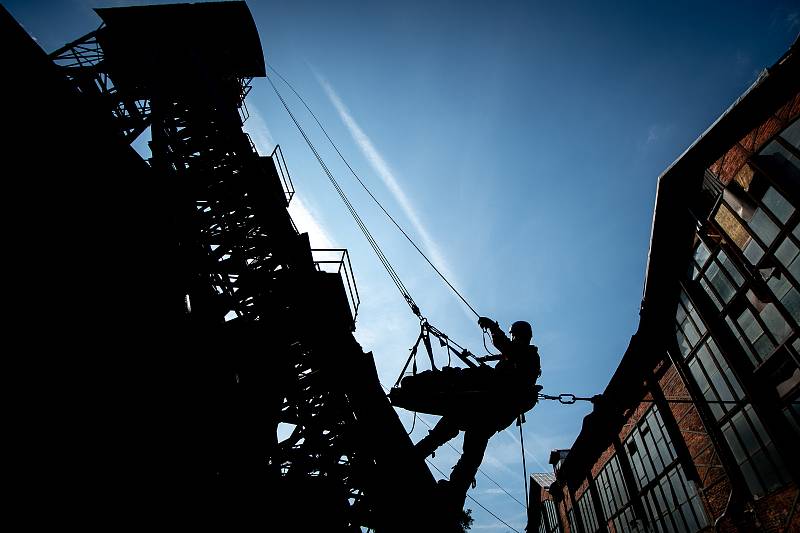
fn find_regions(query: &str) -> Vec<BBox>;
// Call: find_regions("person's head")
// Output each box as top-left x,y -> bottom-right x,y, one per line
509,320 -> 532,345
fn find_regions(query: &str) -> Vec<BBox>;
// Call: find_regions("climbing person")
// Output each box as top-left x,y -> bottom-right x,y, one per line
413,317 -> 541,512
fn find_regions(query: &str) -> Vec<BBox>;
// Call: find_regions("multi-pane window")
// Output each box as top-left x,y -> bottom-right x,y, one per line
642,467 -> 706,533
567,508 -> 577,533
577,489 -> 600,533
596,455 -> 632,528
687,337 -> 743,421
625,406 -> 677,489
713,165 -> 793,267
677,118 -> 800,498
675,288 -> 789,497
705,118 -> 800,371
689,235 -> 794,368
611,506 -> 638,533
721,403 -> 788,497
540,498 -> 561,533
625,405 -> 708,532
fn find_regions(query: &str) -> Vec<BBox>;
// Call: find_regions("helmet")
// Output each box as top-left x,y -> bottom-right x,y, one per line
509,320 -> 532,342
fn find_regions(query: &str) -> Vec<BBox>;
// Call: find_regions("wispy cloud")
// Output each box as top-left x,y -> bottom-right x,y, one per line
639,122 -> 673,152
243,103 -> 333,249
645,124 -> 660,145
316,74 -> 470,315
786,11 -> 799,29
289,195 -> 337,249
242,105 -> 275,155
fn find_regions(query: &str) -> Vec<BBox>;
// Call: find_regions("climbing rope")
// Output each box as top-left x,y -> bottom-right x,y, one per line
270,69 -> 534,521
517,416 -> 529,512
268,65 -> 481,319
268,76 -> 422,318
426,459 -> 521,533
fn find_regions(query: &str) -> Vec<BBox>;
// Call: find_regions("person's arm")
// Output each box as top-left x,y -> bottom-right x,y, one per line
478,316 -> 511,353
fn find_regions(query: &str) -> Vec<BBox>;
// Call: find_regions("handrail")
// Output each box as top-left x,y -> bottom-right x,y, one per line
271,144 -> 295,204
311,249 -> 360,323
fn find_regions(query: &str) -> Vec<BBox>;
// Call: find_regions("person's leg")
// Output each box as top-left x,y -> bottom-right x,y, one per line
414,416 -> 459,458
447,426 -> 494,508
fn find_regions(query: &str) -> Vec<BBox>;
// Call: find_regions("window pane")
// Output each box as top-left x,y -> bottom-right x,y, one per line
707,262 -> 736,303
780,287 -> 800,325
733,409 -> 760,454
722,422 -> 747,464
749,208 -> 779,247
676,301 -> 687,324
683,318 -> 701,346
776,238 -> 800,270
754,334 -> 776,359
760,303 -> 791,343
677,329 -> 691,357
780,118 -> 800,150
738,308 -> 761,343
790,254 -> 800,283
722,404 -> 789,498
700,279 -> 722,310
760,139 -> 800,175
767,274 -> 791,300
744,239 -> 765,265
695,242 -> 711,268
716,203 -> 752,251
762,187 -> 794,224
688,305 -> 707,335
726,315 -> 758,366
719,250 -> 744,286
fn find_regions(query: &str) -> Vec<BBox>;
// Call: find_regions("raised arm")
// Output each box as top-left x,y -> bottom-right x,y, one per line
477,316 -> 511,353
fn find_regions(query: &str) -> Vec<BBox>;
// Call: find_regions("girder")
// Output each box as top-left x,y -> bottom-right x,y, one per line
35,3 -> 451,530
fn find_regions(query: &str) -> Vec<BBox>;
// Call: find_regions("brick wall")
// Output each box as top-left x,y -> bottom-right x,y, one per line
710,92 -> 800,185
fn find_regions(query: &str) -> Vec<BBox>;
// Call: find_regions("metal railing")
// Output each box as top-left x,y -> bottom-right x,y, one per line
271,144 -> 295,204
237,77 -> 253,123
311,249 -> 360,323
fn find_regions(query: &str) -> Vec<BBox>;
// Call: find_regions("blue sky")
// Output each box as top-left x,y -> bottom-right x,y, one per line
10,0 -> 799,530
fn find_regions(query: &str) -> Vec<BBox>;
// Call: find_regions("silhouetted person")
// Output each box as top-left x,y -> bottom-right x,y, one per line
414,317 -> 541,512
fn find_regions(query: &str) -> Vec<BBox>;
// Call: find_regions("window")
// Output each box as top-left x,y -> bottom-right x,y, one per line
691,244 -> 743,311
677,118 -> 799,502
611,506 -> 638,533
714,165 -> 791,266
721,403 -> 788,497
690,225 -> 799,368
687,338 -> 743,421
595,454 -> 637,531
541,498 -> 562,533
596,455 -> 630,520
577,489 -> 600,533
567,508 -> 577,533
674,289 -> 789,498
705,119 -> 800,406
625,405 -> 708,532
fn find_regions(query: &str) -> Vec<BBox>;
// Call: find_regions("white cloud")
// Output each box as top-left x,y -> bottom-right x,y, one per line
242,105 -> 275,155
242,103 -> 333,250
316,74 -> 472,316
289,195 -> 337,249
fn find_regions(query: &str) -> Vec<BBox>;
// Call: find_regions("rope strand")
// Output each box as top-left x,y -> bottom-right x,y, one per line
268,76 -> 420,315
268,65 -> 480,318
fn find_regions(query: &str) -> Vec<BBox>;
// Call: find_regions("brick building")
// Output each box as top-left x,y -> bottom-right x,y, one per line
531,38 -> 800,533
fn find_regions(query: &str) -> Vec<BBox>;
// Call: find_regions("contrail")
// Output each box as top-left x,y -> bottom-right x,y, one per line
317,74 -> 472,317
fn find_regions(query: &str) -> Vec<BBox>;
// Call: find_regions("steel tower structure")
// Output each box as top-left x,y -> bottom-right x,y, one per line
4,2 -> 450,530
